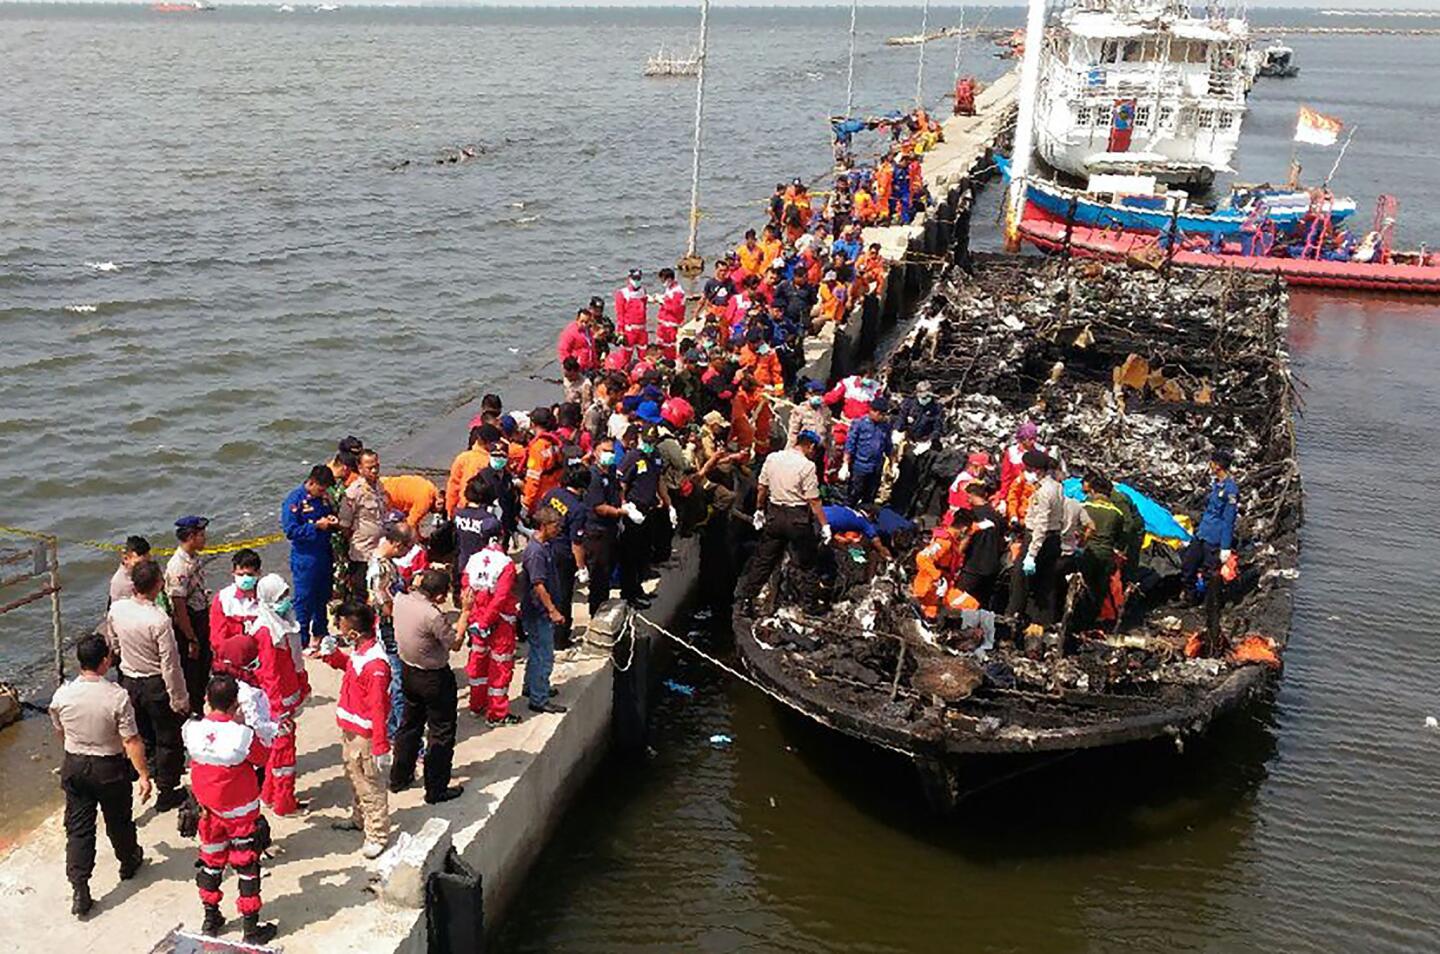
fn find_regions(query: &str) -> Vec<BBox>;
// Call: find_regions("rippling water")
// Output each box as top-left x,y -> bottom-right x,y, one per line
5,6 -> 1440,951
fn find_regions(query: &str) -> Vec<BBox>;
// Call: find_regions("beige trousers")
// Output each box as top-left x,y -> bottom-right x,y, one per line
341,730 -> 388,846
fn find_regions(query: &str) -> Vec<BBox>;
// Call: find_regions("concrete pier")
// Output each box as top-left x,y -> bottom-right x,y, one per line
0,68 -> 1018,953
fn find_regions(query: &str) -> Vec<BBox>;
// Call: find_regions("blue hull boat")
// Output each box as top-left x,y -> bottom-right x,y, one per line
994,154 -> 1356,240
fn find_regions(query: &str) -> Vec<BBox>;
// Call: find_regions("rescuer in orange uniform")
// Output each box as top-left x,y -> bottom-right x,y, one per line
521,407 -> 565,515
912,513 -> 982,619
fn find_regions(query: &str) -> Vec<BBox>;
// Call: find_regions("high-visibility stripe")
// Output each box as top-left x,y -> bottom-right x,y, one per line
269,766 -> 296,777
491,652 -> 513,662
336,706 -> 372,730
216,798 -> 262,819
200,865 -> 224,875
200,841 -> 230,854
467,677 -> 485,687
488,687 -> 508,696
281,690 -> 303,708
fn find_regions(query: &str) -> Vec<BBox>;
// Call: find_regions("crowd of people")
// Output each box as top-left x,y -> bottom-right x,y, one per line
46,102 -> 1242,946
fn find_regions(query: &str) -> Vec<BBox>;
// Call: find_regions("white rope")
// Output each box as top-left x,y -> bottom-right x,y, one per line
632,611 -> 915,757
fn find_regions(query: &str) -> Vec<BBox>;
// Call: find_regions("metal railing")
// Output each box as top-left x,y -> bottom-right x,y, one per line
1,528 -> 64,685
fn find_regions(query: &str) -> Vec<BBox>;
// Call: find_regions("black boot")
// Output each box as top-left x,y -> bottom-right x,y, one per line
118,847 -> 146,881
242,913 -> 278,945
201,904 -> 224,937
71,883 -> 94,919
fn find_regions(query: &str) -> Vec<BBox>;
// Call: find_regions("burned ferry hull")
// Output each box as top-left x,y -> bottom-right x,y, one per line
736,256 -> 1300,810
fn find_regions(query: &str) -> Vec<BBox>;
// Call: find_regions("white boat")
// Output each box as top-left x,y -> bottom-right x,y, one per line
644,46 -> 701,78
277,3 -> 294,11
885,26 -> 963,47
313,2 -> 338,10
1032,0 -> 1252,192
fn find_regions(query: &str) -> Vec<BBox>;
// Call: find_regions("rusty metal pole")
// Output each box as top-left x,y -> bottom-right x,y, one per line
49,537 -> 63,684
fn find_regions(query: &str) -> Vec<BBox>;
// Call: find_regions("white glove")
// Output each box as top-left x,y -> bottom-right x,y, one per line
752,510 -> 766,531
1220,549 -> 1232,563
668,505 -> 678,527
820,524 -> 833,545
576,566 -> 590,586
893,430 -> 907,446
1022,556 -> 1037,576
319,635 -> 338,656
935,578 -> 949,597
623,502 -> 646,525
374,752 -> 392,773
913,440 -> 932,456
838,462 -> 851,481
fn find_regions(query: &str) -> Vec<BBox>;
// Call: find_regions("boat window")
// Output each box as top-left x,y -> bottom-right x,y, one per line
1101,39 -> 1118,64
1135,104 -> 1151,128
1218,111 -> 1234,131
1121,40 -> 1145,62
1158,105 -> 1173,127
1197,109 -> 1215,129
1076,104 -> 1092,128
1095,103 -> 1113,127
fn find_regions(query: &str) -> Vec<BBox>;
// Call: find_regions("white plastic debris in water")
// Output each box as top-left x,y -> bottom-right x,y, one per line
709,734 -> 733,748
64,304 -> 97,314
85,260 -> 120,272
1426,716 -> 1438,730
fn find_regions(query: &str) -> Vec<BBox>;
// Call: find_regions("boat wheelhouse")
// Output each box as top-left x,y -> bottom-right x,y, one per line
1034,0 -> 1251,191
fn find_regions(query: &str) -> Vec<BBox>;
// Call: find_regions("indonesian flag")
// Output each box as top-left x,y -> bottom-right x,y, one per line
1294,106 -> 1343,146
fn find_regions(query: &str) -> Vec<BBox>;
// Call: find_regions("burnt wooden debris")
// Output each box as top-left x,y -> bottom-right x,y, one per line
736,257 -> 1301,806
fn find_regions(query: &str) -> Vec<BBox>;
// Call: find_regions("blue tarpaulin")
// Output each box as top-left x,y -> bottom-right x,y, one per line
1062,477 -> 1192,543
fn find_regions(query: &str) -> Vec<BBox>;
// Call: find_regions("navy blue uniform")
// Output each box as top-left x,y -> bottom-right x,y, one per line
453,506 -> 502,588
581,465 -> 622,614
280,484 -> 334,646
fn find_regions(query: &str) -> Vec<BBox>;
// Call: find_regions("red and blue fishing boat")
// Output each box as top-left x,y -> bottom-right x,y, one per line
994,154 -> 1357,242
1016,195 -> 1440,295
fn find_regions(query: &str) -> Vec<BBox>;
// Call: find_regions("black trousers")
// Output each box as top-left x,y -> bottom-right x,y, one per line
958,568 -> 999,610
1006,531 -> 1062,626
647,505 -> 674,565
737,506 -> 820,603
553,549 -> 577,649
390,664 -> 458,800
124,673 -> 184,791
847,468 -> 883,508
62,753 -> 138,887
618,519 -> 651,600
182,605 -> 212,718
584,530 -> 618,617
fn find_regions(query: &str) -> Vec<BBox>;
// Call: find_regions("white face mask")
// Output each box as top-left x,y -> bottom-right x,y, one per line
1025,471 -> 1038,484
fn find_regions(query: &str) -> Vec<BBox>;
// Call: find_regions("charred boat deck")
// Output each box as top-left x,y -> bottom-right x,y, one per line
737,256 -> 1301,806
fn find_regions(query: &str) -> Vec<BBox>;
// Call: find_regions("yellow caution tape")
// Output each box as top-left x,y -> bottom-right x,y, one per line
0,524 -> 285,558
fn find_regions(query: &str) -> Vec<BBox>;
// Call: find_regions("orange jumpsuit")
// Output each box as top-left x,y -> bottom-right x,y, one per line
912,528 -> 981,619
380,475 -> 438,529
730,388 -> 773,454
521,432 -> 565,513
445,447 -> 491,517
852,250 -> 887,301
853,188 -> 876,225
817,280 -> 848,324
781,188 -> 813,242
758,237 -> 783,273
738,345 -> 784,390
736,241 -> 766,277
873,164 -> 894,222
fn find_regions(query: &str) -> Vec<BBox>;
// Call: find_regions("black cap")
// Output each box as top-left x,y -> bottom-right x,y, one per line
1211,448 -> 1234,469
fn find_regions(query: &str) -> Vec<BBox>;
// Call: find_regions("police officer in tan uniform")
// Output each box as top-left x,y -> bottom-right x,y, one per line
50,634 -> 152,918
110,559 -> 190,812
164,515 -> 212,714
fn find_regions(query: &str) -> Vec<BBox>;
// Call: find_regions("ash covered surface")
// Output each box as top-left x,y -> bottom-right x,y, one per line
741,257 -> 1301,755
